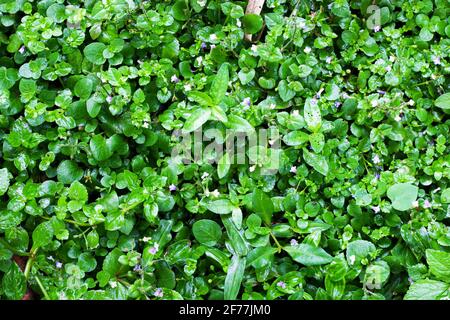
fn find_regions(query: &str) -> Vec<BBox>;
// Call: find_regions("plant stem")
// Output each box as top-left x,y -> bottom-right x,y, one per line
35,275 -> 50,300
269,230 -> 283,253
24,247 -> 39,280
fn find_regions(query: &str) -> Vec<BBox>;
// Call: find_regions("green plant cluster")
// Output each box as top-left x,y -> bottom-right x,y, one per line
0,0 -> 450,300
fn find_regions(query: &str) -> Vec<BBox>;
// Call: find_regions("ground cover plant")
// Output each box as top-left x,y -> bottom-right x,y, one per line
0,0 -> 449,300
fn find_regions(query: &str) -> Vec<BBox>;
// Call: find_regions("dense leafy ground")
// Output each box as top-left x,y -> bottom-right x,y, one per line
0,0 -> 450,300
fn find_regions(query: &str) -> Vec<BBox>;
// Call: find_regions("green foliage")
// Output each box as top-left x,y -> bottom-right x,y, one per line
0,0 -> 449,301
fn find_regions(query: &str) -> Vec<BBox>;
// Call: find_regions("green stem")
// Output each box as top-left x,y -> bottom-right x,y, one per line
269,229 -> 283,253
24,247 -> 39,280
35,275 -> 50,300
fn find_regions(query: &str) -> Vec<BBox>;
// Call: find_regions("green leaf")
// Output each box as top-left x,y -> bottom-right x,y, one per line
83,42 -> 107,65
442,188 -> 450,203
426,249 -> 450,281
0,168 -> 10,196
210,64 -> 229,104
105,210 -> 125,231
252,189 -> 274,225
221,215 -> 248,256
57,160 -> 84,184
206,199 -> 235,214
32,221 -> 54,249
192,219 -> 222,247
278,80 -> 296,102
224,255 -> 246,300
283,131 -> 309,146
210,104 -> 228,123
182,108 -> 211,133
2,263 -> 26,300
217,152 -> 231,179
404,280 -> 449,300
346,240 -> 376,265
387,183 -> 418,211
304,98 -> 322,132
188,91 -> 214,107
435,93 -> 450,109
172,0 -> 189,21
302,148 -> 328,176
284,243 -> 333,266
74,77 -> 93,100
90,134 -> 112,162
242,14 -> 263,34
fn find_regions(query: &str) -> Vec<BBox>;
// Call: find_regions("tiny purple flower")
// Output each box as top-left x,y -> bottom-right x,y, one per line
171,75 -> 179,83
169,184 -> 177,192
290,166 -> 297,174
377,90 -> 386,95
154,288 -> 163,298
290,239 -> 298,246
243,97 -> 251,107
424,199 -> 432,209
334,101 -> 342,108
373,25 -> 381,32
55,261 -> 63,269
149,243 -> 159,255
374,173 -> 381,180
201,42 -> 207,49
277,281 -> 287,289
106,96 -> 113,103
433,56 -> 441,65
133,264 -> 142,272
19,46 -> 26,54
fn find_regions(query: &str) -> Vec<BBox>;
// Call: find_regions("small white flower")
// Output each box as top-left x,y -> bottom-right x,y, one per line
209,34 -> 217,41
290,166 -> 297,174
106,96 -> 113,103
268,139 -> 276,146
412,200 -> 419,208
142,236 -> 151,242
142,121 -> 149,129
242,97 -> 251,107
349,255 -> 356,265
201,172 -> 209,180
424,199 -> 432,209
389,55 -> 396,62
210,44 -> 216,49
373,154 -> 381,164
408,99 -> 415,106
303,46 -> 311,54
236,20 -> 241,27
371,100 -> 379,107
210,189 -> 220,197
269,103 -> 276,109
170,74 -> 179,83
394,114 -> 401,122
184,83 -> 192,91
372,206 -> 381,213
110,281 -> 118,288
19,46 -> 26,54
325,56 -> 332,64
292,110 -> 299,116
196,56 -> 203,65
385,65 -> 392,72
251,45 -> 258,53
277,281 -> 287,289
249,165 -> 256,172
169,184 -> 177,191
373,25 -> 381,32
290,239 -> 298,246
55,261 -> 63,269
